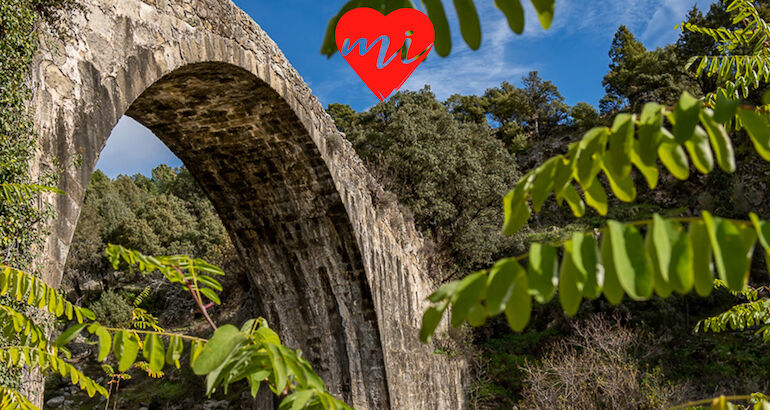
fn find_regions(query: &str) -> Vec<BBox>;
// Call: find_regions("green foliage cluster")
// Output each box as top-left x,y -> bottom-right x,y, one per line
330,88 -> 521,276
88,291 -> 133,329
328,75 -> 603,276
90,245 -> 350,409
415,2 -> 770,408
1,0 -> 80,392
322,0 -> 555,58
0,242 -> 351,409
421,0 -> 770,335
681,0 -> 770,102
1,0 -> 54,270
64,167 -> 234,314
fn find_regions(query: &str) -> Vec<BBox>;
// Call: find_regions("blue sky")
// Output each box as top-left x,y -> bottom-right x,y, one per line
96,0 -> 714,178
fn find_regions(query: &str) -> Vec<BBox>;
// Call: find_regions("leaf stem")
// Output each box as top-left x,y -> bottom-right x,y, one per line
100,327 -> 207,343
170,263 -> 217,330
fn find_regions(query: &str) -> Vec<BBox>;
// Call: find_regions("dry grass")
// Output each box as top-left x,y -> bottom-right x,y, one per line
517,315 -> 693,410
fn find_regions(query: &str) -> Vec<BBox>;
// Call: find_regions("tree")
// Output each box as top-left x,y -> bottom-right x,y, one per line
601,26 -> 699,114
330,88 -> 521,276
483,72 -> 570,154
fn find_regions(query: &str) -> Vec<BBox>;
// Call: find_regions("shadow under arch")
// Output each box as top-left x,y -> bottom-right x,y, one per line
116,61 -> 389,408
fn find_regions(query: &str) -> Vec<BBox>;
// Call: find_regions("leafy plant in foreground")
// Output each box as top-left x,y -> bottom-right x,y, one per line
0,231 -> 350,408
419,0 -> 770,407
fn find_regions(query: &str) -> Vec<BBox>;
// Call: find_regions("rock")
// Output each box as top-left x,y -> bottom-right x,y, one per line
202,400 -> 229,410
45,396 -> 65,407
80,279 -> 103,295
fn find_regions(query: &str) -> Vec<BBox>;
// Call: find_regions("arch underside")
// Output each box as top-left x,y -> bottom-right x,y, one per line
125,62 -> 389,408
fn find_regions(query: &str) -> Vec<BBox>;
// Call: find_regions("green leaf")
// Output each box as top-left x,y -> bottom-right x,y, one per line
575,127 -> 609,188
502,176 -> 532,236
197,275 -> 223,292
702,211 -> 757,291
601,231 -> 625,305
530,157 -> 558,212
552,155 -> 574,198
320,1 -> 361,57
266,343 -> 288,393
54,323 -> 86,348
450,272 -> 487,327
606,221 -> 652,301
638,102 -> 664,166
646,223 -> 673,298
256,326 -> 281,346
689,221 -> 715,297
658,141 -> 690,180
495,0 -> 525,34
280,390 -> 314,410
584,180 -> 608,216
668,225 -> 694,295
92,325 -> 111,362
631,143 -> 659,190
420,301 -> 448,343
601,163 -> 636,202
713,92 -> 740,124
651,215 -> 694,294
192,325 -> 247,375
113,330 -> 140,372
529,0 -> 555,29
650,214 -> 673,282
165,335 -> 184,367
606,114 -> 634,180
428,281 -> 460,303
737,108 -> 770,161
700,109 -> 736,173
571,232 -> 601,299
199,287 -> 221,305
467,302 -> 487,326
673,92 -> 702,144
504,270 -> 531,332
143,333 -> 165,373
559,241 -> 583,316
453,0 -> 481,50
561,184 -> 585,217
750,213 -> 770,251
423,0 -> 452,57
527,243 -> 557,303
79,307 -> 95,321
486,258 -> 523,315
684,126 -> 714,174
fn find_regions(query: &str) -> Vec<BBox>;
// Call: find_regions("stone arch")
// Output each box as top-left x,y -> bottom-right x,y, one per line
30,0 -> 466,408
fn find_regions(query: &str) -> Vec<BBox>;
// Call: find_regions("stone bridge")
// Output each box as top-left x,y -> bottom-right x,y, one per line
29,0 -> 466,408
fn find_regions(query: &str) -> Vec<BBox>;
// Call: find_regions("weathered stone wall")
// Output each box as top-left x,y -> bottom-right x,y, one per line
30,0 -> 467,408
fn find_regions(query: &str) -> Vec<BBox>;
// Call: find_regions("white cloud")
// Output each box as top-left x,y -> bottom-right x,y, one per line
516,0 -> 713,47
95,116 -> 182,178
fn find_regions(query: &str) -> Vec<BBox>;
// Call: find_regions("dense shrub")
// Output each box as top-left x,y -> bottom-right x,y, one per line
88,290 -> 132,328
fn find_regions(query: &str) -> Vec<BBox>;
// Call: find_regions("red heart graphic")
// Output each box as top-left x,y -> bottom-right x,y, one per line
335,8 -> 434,101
